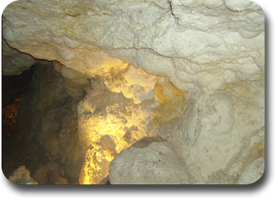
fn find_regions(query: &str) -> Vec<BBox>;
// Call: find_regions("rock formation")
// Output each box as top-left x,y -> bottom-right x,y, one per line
109,137 -> 190,184
8,166 -> 38,185
2,0 -> 264,184
2,62 -> 80,183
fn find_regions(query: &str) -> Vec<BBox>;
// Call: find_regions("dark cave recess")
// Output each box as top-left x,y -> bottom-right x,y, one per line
2,64 -> 36,138
2,64 -> 36,108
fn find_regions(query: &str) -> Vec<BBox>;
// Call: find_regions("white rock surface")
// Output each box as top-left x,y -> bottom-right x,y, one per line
157,77 -> 265,184
2,39 -> 37,75
109,137 -> 190,184
237,157 -> 265,184
224,0 -> 258,11
2,0 -> 265,184
2,0 -> 264,94
60,64 -> 91,97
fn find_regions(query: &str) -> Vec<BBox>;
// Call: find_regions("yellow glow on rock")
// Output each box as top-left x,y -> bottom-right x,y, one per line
154,77 -> 186,124
79,145 -> 115,184
77,68 -> 188,184
78,64 -> 158,184
78,101 -> 158,184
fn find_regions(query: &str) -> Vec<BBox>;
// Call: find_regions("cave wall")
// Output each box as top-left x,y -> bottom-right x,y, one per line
2,39 -> 37,76
2,0 -> 264,94
2,0 -> 265,184
3,61 -> 85,183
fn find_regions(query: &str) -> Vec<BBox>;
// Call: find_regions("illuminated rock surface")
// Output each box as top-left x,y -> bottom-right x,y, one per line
2,0 -> 265,184
77,64 -> 158,184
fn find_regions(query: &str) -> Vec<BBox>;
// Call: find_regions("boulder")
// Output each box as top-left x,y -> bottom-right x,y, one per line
8,166 -> 38,185
109,137 -> 189,184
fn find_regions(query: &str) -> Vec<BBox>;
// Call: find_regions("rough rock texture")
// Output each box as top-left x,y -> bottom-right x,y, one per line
60,64 -> 91,97
109,137 -> 189,184
77,66 -> 158,184
2,0 -> 265,184
8,166 -> 38,185
109,75 -> 264,184
156,78 -> 265,184
237,157 -> 264,184
14,61 -> 78,153
2,0 -> 264,94
2,39 -> 37,76
4,61 -> 84,183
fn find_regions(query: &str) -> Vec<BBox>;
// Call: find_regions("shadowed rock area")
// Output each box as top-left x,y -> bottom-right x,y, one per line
2,0 -> 264,184
2,61 -> 84,184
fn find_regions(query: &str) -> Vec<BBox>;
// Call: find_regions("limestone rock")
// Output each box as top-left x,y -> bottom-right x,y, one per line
60,64 -> 91,97
77,71 -> 158,184
224,0 -> 259,12
2,0 -> 264,94
2,39 -> 37,76
77,73 -> 158,150
53,60 -> 62,73
109,137 -> 189,184
237,157 -> 265,184
157,77 -> 265,184
8,166 -> 38,185
2,0 -> 265,185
